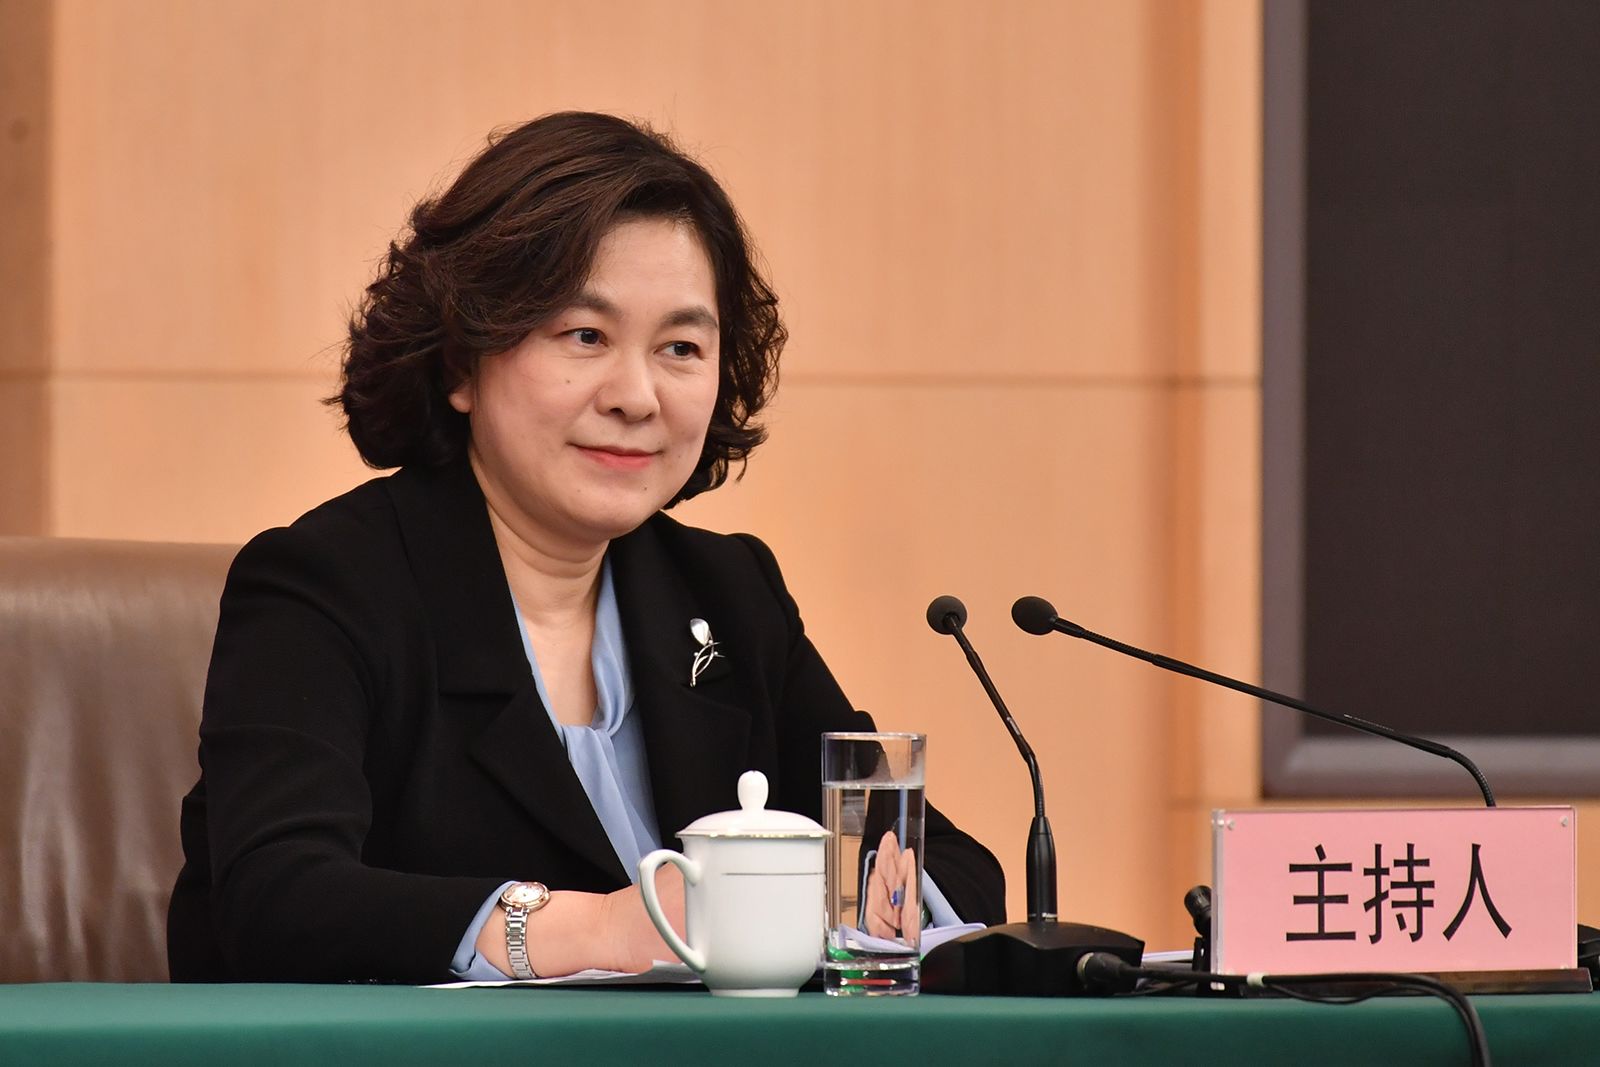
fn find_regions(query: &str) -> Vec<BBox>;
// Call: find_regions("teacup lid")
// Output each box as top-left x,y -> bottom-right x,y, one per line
677,771 -> 831,839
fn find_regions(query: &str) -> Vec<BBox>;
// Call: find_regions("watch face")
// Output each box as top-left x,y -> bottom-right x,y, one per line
502,882 -> 548,910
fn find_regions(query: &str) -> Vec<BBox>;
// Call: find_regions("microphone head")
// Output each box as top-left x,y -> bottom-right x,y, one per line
1011,596 -> 1059,636
1184,884 -> 1214,939
925,595 -> 967,635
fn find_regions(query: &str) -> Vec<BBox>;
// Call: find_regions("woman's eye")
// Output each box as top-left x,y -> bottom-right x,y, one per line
665,341 -> 699,359
572,328 -> 603,346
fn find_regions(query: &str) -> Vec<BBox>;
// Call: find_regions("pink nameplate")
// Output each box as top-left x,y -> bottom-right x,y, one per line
1212,807 -> 1575,975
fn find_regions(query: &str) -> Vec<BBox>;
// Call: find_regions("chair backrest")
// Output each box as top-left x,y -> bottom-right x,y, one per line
0,537 -> 236,982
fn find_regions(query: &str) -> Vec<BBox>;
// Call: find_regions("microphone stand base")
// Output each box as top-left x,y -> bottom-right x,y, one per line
921,920 -> 1144,996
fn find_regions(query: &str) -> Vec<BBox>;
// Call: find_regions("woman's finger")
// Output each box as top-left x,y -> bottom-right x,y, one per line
876,831 -> 904,908
864,863 -> 896,938
899,847 -> 920,931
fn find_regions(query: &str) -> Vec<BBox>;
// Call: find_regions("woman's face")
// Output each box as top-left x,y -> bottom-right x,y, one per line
449,217 -> 721,552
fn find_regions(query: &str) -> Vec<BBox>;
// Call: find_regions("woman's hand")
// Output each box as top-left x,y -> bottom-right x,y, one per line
596,861 -> 685,973
862,829 -> 919,940
476,863 -> 685,978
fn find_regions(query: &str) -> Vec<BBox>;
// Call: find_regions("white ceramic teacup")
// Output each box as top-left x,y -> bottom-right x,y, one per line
638,770 -> 830,997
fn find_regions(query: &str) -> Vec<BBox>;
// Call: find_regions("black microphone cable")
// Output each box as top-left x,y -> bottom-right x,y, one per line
1076,953 -> 1491,1067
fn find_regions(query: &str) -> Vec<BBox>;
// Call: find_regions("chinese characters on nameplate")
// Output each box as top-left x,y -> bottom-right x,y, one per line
1212,808 -> 1575,974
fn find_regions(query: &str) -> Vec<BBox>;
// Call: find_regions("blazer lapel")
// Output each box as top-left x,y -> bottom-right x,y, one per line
466,685 -> 629,884
610,518 -> 751,846
384,460 -> 627,885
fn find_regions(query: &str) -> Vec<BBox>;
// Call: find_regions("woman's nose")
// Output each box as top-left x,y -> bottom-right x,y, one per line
597,349 -> 660,420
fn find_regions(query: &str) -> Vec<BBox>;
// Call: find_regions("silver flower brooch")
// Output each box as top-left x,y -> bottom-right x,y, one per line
688,617 -> 723,687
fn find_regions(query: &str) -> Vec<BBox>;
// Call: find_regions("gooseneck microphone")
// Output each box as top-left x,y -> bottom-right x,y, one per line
921,595 -> 1144,996
925,595 -> 1054,920
1010,595 -> 1497,807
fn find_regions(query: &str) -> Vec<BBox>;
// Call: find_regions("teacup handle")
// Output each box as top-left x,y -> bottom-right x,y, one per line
637,849 -> 704,972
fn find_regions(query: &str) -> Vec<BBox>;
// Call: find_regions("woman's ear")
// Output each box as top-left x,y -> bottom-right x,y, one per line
446,374 -> 475,415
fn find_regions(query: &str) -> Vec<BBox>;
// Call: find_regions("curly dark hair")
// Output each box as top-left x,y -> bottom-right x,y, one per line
332,111 -> 785,505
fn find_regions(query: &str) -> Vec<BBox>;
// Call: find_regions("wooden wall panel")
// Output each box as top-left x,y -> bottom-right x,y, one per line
45,0 -> 1183,382
48,378 -> 370,542
0,380 -> 50,535
0,0 -> 51,533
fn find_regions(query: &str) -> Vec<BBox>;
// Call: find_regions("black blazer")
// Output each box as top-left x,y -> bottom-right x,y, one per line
168,459 -> 1004,982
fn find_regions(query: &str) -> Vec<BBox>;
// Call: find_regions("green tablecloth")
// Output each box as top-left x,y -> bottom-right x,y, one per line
0,983 -> 1593,1065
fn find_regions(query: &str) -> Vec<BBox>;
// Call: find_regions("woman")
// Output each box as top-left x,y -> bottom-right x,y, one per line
168,112 -> 1004,983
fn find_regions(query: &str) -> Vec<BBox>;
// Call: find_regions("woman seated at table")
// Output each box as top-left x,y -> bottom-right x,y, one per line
167,112 -> 1005,983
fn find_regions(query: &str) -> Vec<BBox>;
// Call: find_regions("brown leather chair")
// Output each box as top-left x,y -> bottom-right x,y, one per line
0,537 -> 236,982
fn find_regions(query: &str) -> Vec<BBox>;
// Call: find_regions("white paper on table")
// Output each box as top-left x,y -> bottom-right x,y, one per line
426,960 -> 699,989
921,923 -> 986,955
428,924 -> 989,989
837,923 -> 986,957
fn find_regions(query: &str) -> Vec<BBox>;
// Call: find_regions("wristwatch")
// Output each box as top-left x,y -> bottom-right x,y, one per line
498,881 -> 551,980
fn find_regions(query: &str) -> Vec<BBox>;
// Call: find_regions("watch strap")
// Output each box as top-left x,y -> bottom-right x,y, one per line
505,908 -> 535,980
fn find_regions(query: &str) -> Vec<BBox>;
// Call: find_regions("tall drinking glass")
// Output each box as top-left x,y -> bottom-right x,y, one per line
821,731 -> 926,995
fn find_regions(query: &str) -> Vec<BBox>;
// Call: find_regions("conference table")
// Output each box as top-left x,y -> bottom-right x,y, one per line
1,982 -> 1595,1065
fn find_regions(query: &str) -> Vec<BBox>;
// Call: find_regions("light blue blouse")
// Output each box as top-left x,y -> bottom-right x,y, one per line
512,559 -> 664,873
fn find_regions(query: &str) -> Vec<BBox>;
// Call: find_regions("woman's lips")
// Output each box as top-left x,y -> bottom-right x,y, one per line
575,444 -> 656,472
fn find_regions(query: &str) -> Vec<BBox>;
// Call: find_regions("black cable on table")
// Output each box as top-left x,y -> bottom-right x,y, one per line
1078,954 -> 1490,1067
